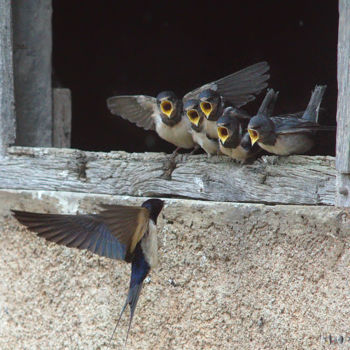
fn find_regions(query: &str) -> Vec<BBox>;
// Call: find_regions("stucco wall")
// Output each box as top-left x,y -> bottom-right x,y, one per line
0,190 -> 349,349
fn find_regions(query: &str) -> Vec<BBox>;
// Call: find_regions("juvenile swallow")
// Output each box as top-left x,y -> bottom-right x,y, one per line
12,198 -> 164,345
217,107 -> 257,163
107,62 -> 270,151
184,99 -> 220,156
198,62 -> 270,139
248,85 -> 331,155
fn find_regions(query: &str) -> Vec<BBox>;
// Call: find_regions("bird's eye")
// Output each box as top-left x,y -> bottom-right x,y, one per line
200,102 -> 213,117
160,100 -> 173,116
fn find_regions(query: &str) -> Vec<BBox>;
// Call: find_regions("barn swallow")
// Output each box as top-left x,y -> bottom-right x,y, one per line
217,107 -> 257,163
248,85 -> 331,155
107,62 -> 269,152
184,99 -> 220,156
12,198 -> 164,345
198,62 -> 270,139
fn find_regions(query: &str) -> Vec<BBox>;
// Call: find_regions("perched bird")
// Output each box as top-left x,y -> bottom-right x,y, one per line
12,198 -> 164,345
198,62 -> 270,139
248,85 -> 330,155
184,99 -> 220,156
107,62 -> 270,151
216,107 -> 257,163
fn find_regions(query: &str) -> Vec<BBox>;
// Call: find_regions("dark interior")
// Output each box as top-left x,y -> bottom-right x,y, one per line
53,1 -> 338,155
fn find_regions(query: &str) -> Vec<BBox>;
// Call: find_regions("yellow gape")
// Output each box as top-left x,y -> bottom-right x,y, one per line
187,110 -> 200,126
200,101 -> 213,118
217,126 -> 229,143
160,100 -> 173,117
248,129 -> 259,145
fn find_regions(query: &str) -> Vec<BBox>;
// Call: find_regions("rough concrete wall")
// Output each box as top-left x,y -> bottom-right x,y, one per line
0,190 -> 349,349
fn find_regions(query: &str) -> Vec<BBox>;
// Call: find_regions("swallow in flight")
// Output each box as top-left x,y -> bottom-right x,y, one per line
12,198 -> 164,345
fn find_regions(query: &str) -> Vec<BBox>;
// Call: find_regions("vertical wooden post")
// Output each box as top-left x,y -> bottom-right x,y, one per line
12,0 -> 52,147
53,88 -> 72,148
0,0 -> 16,156
336,0 -> 350,206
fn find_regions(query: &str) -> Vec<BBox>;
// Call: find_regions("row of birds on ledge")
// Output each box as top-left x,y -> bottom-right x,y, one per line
107,61 -> 334,162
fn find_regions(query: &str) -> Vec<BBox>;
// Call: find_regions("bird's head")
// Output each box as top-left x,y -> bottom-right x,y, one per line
248,114 -> 274,145
142,199 -> 164,224
217,107 -> 242,148
156,91 -> 181,122
199,89 -> 222,121
184,99 -> 204,132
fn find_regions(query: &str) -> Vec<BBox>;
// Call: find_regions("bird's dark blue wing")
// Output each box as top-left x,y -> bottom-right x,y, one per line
12,210 -> 127,260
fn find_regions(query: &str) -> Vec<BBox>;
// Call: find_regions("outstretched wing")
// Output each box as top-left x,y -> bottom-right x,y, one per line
107,95 -> 158,131
183,62 -> 270,107
12,205 -> 150,261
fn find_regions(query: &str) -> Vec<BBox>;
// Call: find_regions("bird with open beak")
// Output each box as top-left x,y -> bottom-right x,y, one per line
184,99 -> 220,156
199,62 -> 270,139
12,198 -> 164,346
248,85 -> 332,156
217,107 -> 257,163
107,62 -> 270,153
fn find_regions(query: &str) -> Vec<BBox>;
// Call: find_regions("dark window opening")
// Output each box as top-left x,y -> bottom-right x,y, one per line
52,1 -> 338,155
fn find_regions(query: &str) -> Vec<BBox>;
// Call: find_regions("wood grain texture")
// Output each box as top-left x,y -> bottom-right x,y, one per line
53,88 -> 72,148
0,146 -> 335,205
336,0 -> 350,206
0,0 -> 16,156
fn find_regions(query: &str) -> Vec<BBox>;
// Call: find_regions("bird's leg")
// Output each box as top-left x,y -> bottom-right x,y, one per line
189,145 -> 200,155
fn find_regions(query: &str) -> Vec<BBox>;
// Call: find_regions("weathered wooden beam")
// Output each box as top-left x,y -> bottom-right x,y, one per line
53,88 -> 72,148
0,147 -> 335,205
0,0 -> 16,156
12,0 -> 52,147
336,0 -> 350,206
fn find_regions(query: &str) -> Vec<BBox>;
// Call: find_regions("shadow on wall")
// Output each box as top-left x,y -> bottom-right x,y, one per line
52,0 -> 338,155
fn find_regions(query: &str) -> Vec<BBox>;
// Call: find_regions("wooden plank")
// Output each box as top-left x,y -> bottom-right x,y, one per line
0,0 -> 16,156
0,147 -> 335,205
12,0 -> 52,147
53,88 -> 72,148
336,0 -> 350,206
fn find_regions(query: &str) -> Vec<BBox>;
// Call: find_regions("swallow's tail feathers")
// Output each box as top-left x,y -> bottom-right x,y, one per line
257,88 -> 279,116
302,85 -> 327,123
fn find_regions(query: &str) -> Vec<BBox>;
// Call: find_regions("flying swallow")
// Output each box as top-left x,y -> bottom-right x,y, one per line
248,85 -> 332,155
198,62 -> 270,139
12,198 -> 164,345
107,62 -> 270,152
184,99 -> 220,156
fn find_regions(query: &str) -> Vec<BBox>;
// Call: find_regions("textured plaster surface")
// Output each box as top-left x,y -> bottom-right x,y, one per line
0,190 -> 349,349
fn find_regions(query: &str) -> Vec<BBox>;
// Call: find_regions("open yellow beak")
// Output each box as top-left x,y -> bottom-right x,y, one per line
248,129 -> 259,145
200,101 -> 212,118
187,110 -> 200,126
217,126 -> 229,143
160,100 -> 173,118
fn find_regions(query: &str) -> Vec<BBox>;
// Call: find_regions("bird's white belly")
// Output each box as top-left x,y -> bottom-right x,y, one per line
156,117 -> 194,149
192,131 -> 219,155
219,143 -> 249,162
259,134 -> 314,155
204,120 -> 218,139
141,221 -> 158,268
